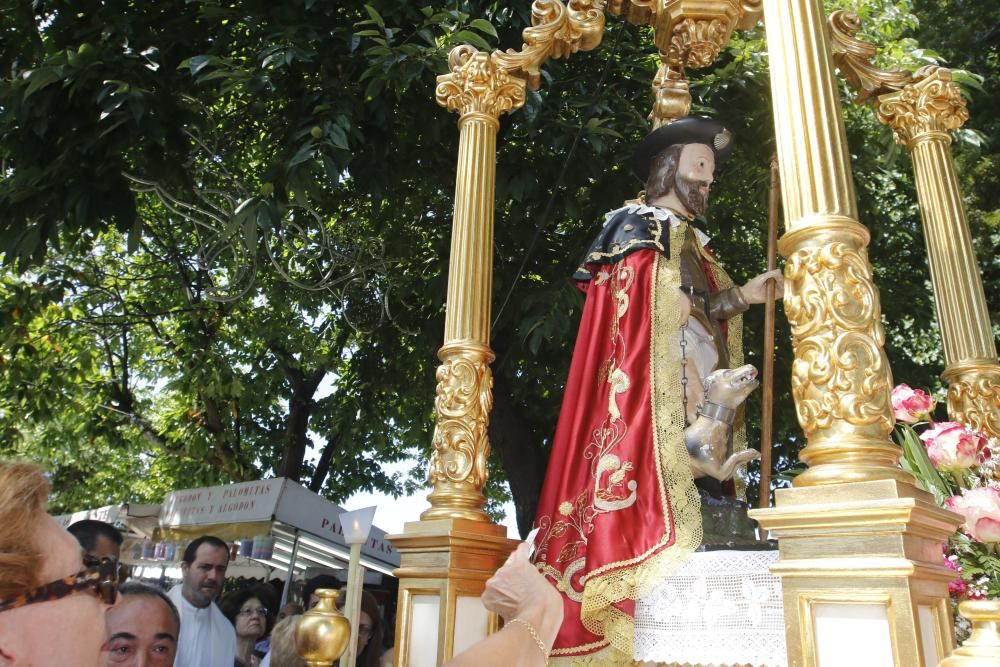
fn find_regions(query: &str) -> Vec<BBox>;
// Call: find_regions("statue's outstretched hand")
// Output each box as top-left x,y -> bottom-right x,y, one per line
741,269 -> 784,304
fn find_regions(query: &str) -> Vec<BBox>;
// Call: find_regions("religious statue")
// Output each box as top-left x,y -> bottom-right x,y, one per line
531,117 -> 783,662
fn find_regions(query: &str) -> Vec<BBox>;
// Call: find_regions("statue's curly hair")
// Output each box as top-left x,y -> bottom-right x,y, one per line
0,461 -> 49,599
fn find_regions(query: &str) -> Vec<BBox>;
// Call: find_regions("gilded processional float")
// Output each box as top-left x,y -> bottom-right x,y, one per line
369,1 -> 1000,666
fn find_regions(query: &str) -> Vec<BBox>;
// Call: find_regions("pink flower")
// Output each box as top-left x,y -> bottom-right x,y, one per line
920,422 -> 989,470
948,578 -> 968,597
945,486 -> 1000,544
891,384 -> 934,423
975,517 -> 1000,543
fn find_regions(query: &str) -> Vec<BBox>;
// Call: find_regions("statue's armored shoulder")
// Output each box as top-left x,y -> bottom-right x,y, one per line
574,207 -> 670,282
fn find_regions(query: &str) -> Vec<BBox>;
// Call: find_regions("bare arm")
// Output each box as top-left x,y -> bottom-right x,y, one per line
444,543 -> 563,667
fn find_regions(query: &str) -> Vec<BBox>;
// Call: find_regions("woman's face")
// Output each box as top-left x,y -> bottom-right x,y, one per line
357,610 -> 373,654
234,597 -> 267,640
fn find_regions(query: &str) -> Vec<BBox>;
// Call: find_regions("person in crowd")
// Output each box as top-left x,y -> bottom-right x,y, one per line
0,461 -> 117,667
301,573 -> 341,609
277,601 -> 303,621
167,535 -> 237,667
220,584 -> 277,667
444,542 -> 563,667
103,581 -> 180,666
261,615 -> 305,667
69,519 -> 125,561
353,590 -> 384,667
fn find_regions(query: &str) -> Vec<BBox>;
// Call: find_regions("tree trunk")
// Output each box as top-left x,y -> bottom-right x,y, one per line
309,430 -> 341,492
489,372 -> 549,537
279,365 -> 326,482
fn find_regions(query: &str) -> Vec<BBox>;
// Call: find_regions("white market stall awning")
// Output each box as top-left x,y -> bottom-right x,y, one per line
55,503 -> 162,538
158,477 -> 400,574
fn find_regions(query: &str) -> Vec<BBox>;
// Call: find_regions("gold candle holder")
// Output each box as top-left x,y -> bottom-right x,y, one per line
939,599 -> 1000,666
296,589 -> 351,667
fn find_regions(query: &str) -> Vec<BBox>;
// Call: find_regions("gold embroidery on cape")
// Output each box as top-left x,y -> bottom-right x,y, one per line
547,222 -> 703,664
536,261 -> 641,612
593,454 -> 638,511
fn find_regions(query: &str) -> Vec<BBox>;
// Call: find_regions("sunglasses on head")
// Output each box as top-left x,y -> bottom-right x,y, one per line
0,556 -> 119,613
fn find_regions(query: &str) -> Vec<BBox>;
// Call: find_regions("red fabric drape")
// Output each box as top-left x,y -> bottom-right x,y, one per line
533,250 -> 675,656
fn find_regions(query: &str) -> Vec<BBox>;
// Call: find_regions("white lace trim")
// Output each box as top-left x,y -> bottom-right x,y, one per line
603,204 -> 712,246
634,550 -> 787,666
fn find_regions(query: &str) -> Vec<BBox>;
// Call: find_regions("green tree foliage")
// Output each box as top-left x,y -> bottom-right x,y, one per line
1,1 -> 995,527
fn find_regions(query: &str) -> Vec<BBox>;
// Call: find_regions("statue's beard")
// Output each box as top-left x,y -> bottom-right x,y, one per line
674,175 -> 710,216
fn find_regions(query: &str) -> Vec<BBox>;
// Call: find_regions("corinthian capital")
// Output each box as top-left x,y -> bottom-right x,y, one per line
875,68 -> 970,147
435,46 -> 527,120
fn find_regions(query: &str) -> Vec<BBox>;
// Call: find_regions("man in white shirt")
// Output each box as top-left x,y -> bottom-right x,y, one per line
167,536 -> 237,667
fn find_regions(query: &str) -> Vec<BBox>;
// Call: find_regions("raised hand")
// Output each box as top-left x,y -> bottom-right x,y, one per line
740,269 -> 784,304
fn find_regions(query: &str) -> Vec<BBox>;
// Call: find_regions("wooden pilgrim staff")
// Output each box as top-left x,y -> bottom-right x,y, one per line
757,155 -> 780,509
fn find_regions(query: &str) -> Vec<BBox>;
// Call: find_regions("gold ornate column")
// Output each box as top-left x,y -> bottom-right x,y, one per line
421,47 -> 525,523
390,48 -> 524,667
828,11 -> 1000,442
389,3 -> 605,664
879,70 -> 1000,441
748,1 -> 962,665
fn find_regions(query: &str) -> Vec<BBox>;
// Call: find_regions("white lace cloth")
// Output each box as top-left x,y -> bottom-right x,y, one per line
634,550 -> 787,667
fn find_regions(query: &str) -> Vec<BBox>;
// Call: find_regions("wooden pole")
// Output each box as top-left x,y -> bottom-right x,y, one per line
757,156 -> 780,509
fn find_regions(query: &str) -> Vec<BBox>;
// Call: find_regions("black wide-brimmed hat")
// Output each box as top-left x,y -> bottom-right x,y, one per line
631,116 -> 734,182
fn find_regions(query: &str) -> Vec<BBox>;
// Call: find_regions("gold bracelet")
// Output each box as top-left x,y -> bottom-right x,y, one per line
507,617 -> 549,665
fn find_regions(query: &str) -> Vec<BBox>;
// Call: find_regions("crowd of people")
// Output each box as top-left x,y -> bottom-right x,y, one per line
0,460 -> 561,666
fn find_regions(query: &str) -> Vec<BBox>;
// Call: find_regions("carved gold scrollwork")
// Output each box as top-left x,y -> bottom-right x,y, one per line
493,0 -> 606,89
437,0 -> 606,118
875,69 -> 969,147
435,46 -> 527,120
428,347 -> 493,487
649,59 -> 692,128
783,238 -> 894,439
944,365 -> 1000,444
423,344 -> 495,521
666,17 -> 731,68
610,1 -> 761,127
828,10 -> 969,146
828,10 -> 914,104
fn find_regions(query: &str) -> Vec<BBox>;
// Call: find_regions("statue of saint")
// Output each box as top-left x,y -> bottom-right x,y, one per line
532,117 -> 782,662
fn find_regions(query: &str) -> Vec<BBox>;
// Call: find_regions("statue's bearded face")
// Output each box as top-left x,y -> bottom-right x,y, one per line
673,143 -> 716,216
674,173 -> 710,216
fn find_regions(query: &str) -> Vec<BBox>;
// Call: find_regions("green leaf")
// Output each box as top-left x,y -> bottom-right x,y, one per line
180,55 -> 212,75
895,424 -> 949,503
364,4 -> 385,29
469,19 -> 497,39
23,68 -> 62,99
451,30 -> 491,52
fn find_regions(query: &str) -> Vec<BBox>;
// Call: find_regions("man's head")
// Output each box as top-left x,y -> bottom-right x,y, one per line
633,116 -> 732,216
0,461 -> 114,667
302,574 -> 343,610
102,582 -> 179,666
69,520 -> 124,561
646,143 -> 716,216
179,536 -> 229,608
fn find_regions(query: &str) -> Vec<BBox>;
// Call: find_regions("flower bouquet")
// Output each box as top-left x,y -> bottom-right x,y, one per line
891,384 -> 1000,636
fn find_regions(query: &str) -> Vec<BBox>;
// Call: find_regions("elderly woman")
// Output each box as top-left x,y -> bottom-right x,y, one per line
0,461 -> 118,667
220,584 -> 278,667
